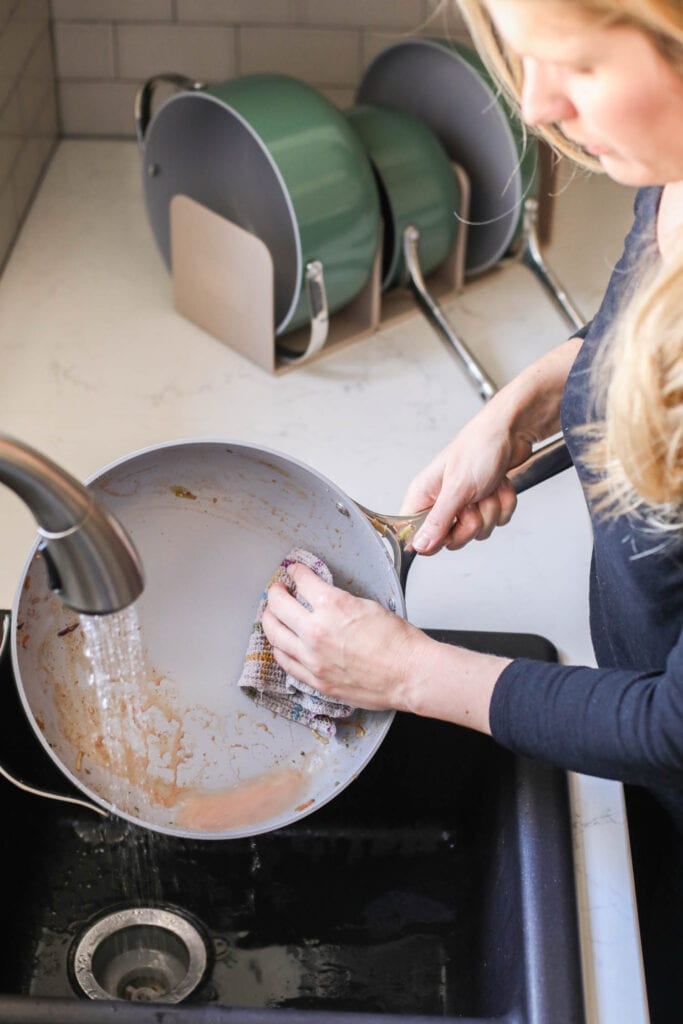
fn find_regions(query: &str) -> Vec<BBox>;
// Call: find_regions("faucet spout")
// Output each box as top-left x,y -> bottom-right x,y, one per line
0,435 -> 144,614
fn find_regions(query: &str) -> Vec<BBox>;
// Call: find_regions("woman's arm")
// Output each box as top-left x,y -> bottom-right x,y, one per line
264,565 -> 683,798
491,642 -> 683,791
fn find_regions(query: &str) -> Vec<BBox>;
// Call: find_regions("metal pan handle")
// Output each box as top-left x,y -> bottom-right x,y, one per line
513,199 -> 585,332
403,225 -> 498,402
135,73 -> 205,148
276,260 -> 330,364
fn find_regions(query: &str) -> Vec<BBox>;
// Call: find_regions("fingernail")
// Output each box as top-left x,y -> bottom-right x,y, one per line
412,530 -> 431,553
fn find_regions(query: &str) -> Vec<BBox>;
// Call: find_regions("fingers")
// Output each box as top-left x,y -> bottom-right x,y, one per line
496,477 -> 518,527
411,479 -> 473,554
264,579 -> 311,635
261,579 -> 327,690
410,489 -> 518,553
263,563 -> 339,666
444,482 -> 517,549
282,561 -> 331,607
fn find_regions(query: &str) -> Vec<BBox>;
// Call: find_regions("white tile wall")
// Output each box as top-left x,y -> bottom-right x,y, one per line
0,0 -> 57,270
51,0 -> 466,138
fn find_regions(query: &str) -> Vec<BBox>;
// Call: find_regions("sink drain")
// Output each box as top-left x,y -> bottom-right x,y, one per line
70,906 -> 209,1003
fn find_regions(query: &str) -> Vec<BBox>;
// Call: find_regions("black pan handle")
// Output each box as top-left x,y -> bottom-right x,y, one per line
510,435 -> 573,494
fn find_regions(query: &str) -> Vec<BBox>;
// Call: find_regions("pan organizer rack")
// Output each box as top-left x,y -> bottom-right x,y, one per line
171,157 -> 584,379
171,163 -> 471,376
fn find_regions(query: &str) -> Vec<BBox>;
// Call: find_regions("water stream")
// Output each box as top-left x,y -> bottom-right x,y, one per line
79,606 -> 164,903
80,606 -> 146,810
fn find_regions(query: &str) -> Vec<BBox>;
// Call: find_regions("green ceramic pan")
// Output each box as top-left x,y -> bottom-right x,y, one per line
357,38 -> 585,329
357,39 -> 538,277
137,73 -> 381,336
345,104 -> 460,291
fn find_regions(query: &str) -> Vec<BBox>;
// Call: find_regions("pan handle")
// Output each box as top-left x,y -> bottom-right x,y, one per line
359,435 -> 573,590
0,611 -> 108,818
276,260 -> 330,364
404,225 -> 498,402
135,73 -> 206,148
513,198 -> 585,332
509,434 -> 573,493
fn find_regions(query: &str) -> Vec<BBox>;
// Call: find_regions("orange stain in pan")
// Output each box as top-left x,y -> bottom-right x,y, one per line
175,765 -> 309,831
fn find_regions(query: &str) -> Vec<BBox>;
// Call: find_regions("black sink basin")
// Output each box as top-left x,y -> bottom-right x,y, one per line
0,613 -> 583,1023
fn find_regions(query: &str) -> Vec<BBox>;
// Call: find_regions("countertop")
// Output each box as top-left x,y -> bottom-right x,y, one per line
0,141 -> 648,1023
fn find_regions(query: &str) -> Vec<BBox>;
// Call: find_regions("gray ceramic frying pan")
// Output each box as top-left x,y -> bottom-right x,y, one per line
9,438 -> 572,840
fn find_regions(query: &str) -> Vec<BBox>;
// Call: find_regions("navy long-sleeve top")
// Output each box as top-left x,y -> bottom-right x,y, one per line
489,187 -> 683,828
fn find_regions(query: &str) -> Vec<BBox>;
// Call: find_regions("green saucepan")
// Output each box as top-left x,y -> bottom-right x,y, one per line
136,73 -> 381,337
345,103 -> 461,291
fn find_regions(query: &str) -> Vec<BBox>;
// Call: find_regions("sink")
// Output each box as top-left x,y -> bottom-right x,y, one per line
0,612 -> 584,1023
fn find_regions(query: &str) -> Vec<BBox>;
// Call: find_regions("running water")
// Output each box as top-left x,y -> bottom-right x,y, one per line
80,605 -> 166,903
80,605 -> 148,814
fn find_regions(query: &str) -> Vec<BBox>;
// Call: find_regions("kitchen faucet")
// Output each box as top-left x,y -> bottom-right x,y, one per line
0,435 -> 144,614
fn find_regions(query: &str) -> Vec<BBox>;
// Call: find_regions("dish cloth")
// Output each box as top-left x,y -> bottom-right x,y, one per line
237,548 -> 355,738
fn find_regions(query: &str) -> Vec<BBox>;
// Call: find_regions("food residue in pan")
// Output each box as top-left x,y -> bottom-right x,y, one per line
175,765 -> 309,831
57,621 -> 80,637
170,485 -> 197,500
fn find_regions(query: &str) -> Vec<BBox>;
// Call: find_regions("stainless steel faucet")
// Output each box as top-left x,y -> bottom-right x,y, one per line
0,435 -> 144,614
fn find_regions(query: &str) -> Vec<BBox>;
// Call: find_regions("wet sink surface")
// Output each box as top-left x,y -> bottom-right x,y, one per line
0,620 -> 584,1023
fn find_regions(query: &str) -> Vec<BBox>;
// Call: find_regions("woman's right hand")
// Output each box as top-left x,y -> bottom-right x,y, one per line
403,408 -> 533,554
402,336 -> 584,554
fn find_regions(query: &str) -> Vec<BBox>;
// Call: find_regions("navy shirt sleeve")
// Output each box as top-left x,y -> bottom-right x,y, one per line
490,637 -> 683,791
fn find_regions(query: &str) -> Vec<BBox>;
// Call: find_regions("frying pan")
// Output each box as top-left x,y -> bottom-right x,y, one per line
137,73 -> 381,339
346,103 -> 498,401
9,438 -> 572,840
11,441 -> 408,841
357,39 -> 585,329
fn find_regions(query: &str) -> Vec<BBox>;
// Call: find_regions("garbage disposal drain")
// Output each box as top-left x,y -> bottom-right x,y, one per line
70,907 -> 209,1003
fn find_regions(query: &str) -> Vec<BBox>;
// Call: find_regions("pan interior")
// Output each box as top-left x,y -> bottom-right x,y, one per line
13,443 -> 398,840
143,93 -> 299,331
357,40 -> 527,275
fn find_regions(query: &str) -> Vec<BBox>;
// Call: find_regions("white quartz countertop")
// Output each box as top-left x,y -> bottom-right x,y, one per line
0,141 -> 648,1022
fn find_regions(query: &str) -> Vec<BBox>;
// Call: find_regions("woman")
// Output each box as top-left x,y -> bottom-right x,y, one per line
263,2 -> 683,1017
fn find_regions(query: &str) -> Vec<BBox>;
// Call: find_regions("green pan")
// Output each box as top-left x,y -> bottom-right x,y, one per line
357,39 -> 536,276
357,39 -> 584,328
345,104 -> 460,291
136,73 -> 381,338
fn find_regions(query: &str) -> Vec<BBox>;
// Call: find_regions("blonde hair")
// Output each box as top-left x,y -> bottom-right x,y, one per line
455,0 -> 683,530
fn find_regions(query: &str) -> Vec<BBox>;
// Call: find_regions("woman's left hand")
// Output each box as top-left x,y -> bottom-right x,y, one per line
262,562 -> 429,712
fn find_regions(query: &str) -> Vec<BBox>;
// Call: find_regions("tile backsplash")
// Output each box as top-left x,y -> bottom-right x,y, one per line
51,0 -> 467,137
0,0 -> 58,270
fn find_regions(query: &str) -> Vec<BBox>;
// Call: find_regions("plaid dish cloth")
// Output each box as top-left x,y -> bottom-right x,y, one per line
237,548 -> 354,738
